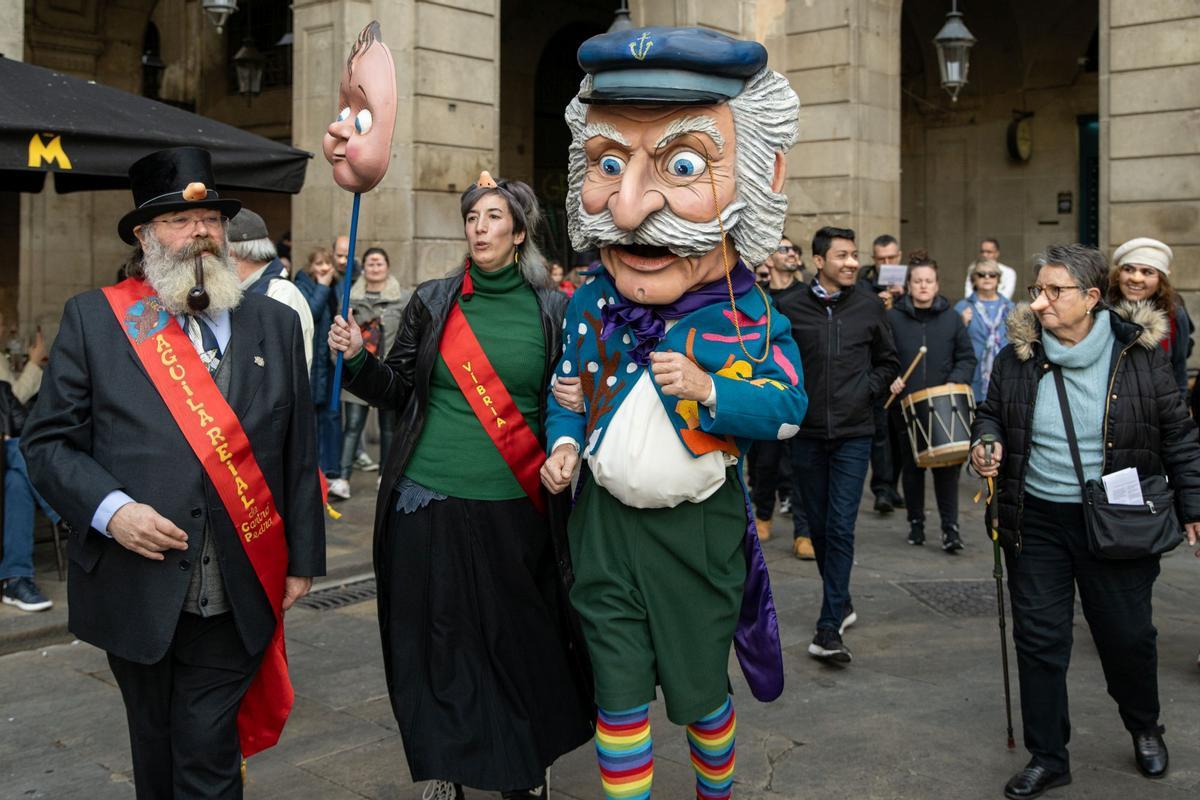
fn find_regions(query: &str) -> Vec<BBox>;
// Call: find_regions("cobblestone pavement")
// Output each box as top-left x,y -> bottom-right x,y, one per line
3,474 -> 1199,799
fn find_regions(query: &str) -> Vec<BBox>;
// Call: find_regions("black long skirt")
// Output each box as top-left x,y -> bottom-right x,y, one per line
375,491 -> 594,790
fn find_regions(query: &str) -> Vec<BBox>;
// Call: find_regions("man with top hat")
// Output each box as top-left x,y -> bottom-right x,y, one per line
22,146 -> 324,799
541,26 -> 807,798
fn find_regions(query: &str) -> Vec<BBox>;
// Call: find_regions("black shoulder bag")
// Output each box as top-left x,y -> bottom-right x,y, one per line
1052,365 -> 1182,559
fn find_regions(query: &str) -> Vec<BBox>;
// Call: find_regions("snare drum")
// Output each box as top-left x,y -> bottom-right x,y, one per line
900,383 -> 975,468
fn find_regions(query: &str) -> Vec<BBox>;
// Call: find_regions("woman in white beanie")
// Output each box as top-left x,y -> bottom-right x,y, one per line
1107,237 -> 1190,398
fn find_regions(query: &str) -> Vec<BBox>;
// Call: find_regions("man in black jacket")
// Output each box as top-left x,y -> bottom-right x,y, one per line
787,227 -> 898,663
23,148 -> 324,798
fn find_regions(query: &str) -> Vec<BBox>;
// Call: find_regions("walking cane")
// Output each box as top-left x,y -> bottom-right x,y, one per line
980,433 -> 1016,749
883,345 -> 927,410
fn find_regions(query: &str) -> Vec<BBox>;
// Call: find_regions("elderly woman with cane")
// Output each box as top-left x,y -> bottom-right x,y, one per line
971,243 -> 1200,799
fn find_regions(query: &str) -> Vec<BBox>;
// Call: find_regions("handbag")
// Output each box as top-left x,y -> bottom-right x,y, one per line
1052,365 -> 1183,559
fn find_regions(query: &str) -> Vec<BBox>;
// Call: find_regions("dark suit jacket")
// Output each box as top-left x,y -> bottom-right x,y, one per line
22,291 -> 325,664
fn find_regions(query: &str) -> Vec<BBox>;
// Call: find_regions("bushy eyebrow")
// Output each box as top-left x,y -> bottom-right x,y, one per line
655,116 -> 725,154
581,122 -> 631,147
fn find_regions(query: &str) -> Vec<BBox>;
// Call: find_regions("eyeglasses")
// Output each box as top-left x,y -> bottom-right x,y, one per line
975,271 -> 999,279
1027,284 -> 1083,302
147,214 -> 227,231
777,245 -> 796,253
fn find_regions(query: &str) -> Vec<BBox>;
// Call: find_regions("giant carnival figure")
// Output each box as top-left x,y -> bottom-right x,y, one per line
540,26 -> 807,799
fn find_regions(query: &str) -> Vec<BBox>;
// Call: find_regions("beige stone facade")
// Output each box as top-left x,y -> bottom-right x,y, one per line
5,0 -> 1199,349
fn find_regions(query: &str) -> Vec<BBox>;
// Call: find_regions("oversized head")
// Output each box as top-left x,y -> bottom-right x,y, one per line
323,21 -> 398,193
566,27 -> 799,305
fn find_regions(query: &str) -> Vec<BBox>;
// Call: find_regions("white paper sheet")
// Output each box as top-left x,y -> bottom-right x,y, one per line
878,264 -> 907,287
1101,467 -> 1143,506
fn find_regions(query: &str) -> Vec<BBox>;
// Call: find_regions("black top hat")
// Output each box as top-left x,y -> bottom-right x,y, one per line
117,147 -> 242,245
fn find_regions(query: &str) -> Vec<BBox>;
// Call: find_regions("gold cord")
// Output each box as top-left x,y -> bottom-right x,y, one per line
707,161 -> 771,364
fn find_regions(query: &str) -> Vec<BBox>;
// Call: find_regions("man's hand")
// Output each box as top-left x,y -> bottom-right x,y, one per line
328,309 -> 363,359
651,352 -> 713,401
107,502 -> 189,561
282,576 -> 313,611
970,441 -> 1004,478
540,443 -> 578,494
552,376 -> 584,412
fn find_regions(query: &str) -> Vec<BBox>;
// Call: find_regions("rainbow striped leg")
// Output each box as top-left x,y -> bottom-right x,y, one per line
686,696 -> 736,799
595,705 -> 653,799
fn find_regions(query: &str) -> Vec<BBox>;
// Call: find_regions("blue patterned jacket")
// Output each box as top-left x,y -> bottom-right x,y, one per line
546,269 -> 809,457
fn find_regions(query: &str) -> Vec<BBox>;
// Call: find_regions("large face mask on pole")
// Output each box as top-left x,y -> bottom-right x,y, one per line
323,21 -> 397,194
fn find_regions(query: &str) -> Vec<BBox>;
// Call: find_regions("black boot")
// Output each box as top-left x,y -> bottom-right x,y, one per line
907,520 -> 925,545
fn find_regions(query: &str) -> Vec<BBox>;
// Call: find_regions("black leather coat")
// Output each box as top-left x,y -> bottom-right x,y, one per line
971,302 -> 1200,551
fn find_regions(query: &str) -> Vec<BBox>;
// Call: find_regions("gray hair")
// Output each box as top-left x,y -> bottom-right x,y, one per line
564,67 -> 799,268
228,237 -> 278,263
458,179 -> 550,288
1034,244 -> 1109,296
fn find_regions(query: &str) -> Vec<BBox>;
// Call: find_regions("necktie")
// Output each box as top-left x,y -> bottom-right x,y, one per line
186,314 -> 222,373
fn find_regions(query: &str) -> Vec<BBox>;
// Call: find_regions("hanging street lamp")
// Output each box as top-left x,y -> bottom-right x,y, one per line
202,0 -> 238,35
233,35 -> 265,102
933,0 -> 976,102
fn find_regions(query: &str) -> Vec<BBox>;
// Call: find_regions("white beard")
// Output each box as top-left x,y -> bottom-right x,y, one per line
142,233 -> 244,316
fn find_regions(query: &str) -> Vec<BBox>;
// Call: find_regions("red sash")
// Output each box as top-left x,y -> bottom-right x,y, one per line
439,269 -> 546,512
102,278 -> 291,758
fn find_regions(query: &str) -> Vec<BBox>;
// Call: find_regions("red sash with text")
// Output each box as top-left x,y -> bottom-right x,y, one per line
102,278 -> 291,758
439,269 -> 546,512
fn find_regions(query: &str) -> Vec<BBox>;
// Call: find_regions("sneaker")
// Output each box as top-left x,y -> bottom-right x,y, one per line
778,497 -> 792,516
354,451 -> 379,472
755,517 -> 772,542
502,786 -> 547,799
327,478 -> 351,501
839,603 -> 857,635
873,494 -> 894,514
422,781 -> 464,800
792,536 -> 815,560
942,525 -> 964,553
808,629 -> 852,664
2,578 -> 53,612
907,521 -> 925,546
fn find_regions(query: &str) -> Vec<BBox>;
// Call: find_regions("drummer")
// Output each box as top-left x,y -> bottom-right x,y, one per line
886,251 -> 976,551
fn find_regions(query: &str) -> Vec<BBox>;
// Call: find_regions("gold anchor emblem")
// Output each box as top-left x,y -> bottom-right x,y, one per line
629,32 -> 654,61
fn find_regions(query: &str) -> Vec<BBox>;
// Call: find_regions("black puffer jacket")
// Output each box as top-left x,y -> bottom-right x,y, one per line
886,294 -> 976,399
971,301 -> 1200,551
782,281 -> 899,439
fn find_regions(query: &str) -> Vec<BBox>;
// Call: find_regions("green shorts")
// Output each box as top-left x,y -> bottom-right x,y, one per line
567,472 -> 747,725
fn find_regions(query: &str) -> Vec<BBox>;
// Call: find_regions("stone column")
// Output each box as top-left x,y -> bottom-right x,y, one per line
783,0 -> 901,252
291,0 -> 500,288
1100,0 -> 1200,303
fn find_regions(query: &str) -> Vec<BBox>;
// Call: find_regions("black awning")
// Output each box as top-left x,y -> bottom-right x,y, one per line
0,56 -> 311,194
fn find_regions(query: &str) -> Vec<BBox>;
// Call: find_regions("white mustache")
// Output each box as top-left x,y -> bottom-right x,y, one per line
576,200 -> 746,259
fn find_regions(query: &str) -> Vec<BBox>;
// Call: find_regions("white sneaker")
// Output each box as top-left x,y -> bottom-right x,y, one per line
421,781 -> 463,800
327,478 -> 351,500
354,451 -> 379,472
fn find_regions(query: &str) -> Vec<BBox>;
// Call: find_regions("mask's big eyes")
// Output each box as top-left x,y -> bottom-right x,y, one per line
667,151 -> 706,178
354,109 -> 373,135
598,155 -> 625,176
336,107 -> 351,123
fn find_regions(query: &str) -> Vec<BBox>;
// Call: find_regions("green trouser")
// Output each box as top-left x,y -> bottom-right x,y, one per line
567,472 -> 747,725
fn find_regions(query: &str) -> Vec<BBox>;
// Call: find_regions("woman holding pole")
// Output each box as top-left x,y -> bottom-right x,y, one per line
328,174 -> 593,799
886,252 -> 976,550
971,244 -> 1200,799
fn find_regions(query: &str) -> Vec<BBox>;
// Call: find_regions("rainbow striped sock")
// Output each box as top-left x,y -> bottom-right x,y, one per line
686,696 -> 736,799
595,705 -> 653,800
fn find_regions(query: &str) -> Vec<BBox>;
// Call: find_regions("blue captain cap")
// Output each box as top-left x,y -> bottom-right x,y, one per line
577,27 -> 767,105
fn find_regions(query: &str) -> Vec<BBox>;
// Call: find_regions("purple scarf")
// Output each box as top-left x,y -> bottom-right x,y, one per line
600,263 -> 756,365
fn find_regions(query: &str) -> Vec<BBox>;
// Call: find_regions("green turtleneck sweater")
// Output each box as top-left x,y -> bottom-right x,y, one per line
403,262 -> 546,499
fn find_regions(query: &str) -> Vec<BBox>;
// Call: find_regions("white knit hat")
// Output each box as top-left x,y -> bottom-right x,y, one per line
1113,237 -> 1173,275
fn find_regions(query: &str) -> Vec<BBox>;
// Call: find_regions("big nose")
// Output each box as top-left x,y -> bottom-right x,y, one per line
1030,292 -> 1050,312
327,117 -> 353,143
608,156 -> 665,232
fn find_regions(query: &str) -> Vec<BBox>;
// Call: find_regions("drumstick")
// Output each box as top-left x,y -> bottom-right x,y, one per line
883,345 -> 927,409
